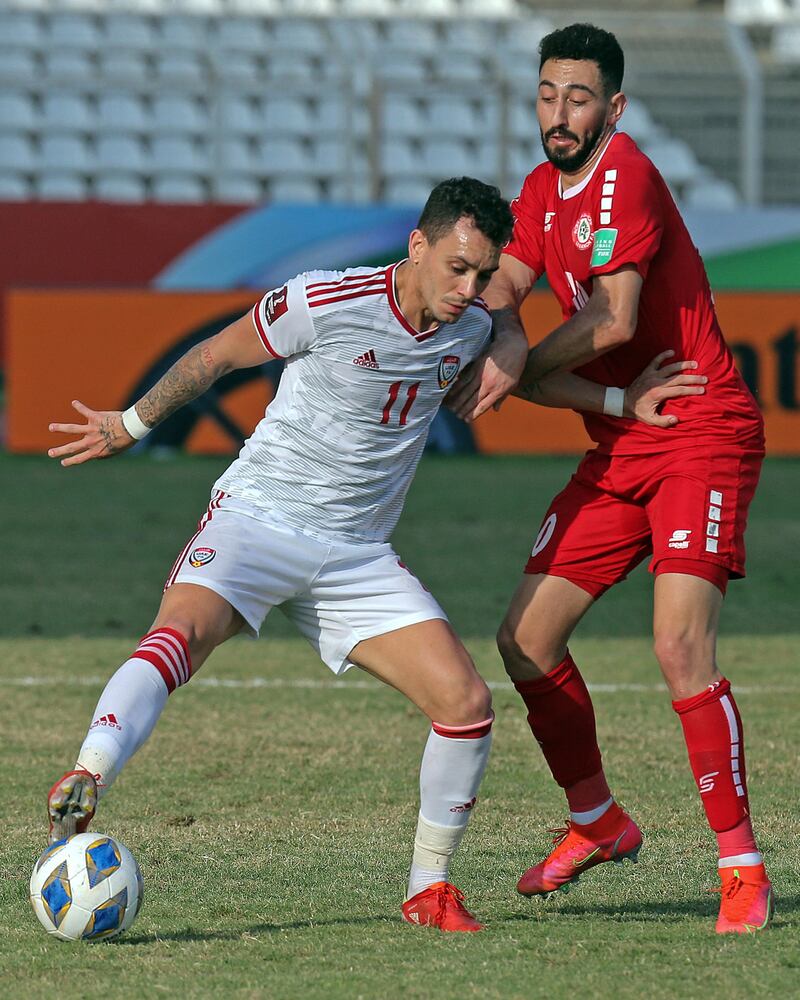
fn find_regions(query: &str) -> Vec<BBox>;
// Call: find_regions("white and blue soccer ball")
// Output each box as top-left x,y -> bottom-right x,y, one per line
29,833 -> 143,941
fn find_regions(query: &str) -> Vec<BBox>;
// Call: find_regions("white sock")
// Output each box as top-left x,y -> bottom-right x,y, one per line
76,658 -> 168,795
570,797 -> 614,825
719,852 -> 763,869
407,718 -> 493,899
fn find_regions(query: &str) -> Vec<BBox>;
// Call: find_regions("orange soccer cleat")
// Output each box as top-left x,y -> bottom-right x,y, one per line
517,806 -> 642,897
714,864 -> 774,934
402,881 -> 484,932
47,769 -> 98,845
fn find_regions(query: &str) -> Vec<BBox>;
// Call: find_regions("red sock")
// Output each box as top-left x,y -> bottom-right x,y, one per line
673,679 -> 757,853
513,652 -> 606,803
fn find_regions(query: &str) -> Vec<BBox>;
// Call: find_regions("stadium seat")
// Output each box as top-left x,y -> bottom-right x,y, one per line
152,96 -> 208,135
217,96 -> 261,136
261,97 -> 315,136
0,172 -> 31,199
44,50 -> 95,81
103,14 -> 156,52
508,98 -> 536,141
374,50 -> 430,83
383,177 -> 432,206
0,134 -> 36,172
422,137 -> 472,176
381,137 -> 424,178
645,136 -> 701,187
217,137 -> 256,173
0,93 -> 38,132
265,52 -> 317,82
426,97 -> 480,137
0,11 -> 42,47
40,135 -> 92,173
156,51 -> 206,85
98,49 -> 149,84
326,17 -> 380,53
37,171 -> 89,200
47,13 -> 101,51
213,173 -> 263,202
257,136 -> 312,174
97,94 -> 149,132
440,22 -> 489,55
435,51 -> 491,84
151,136 -> 210,175
312,97 -> 351,136
0,48 -> 39,83
310,137 -> 349,173
269,177 -> 323,202
217,17 -> 269,52
156,15 -> 207,52
98,94 -> 149,133
271,20 -> 328,55
683,174 -> 741,209
152,174 -> 207,202
383,19 -> 439,57
499,51 -> 539,84
94,173 -> 149,202
382,95 -> 426,138
328,173 -> 374,203
210,50 -> 264,85
42,94 -> 95,133
96,134 -> 147,173
501,15 -> 554,53
619,99 -> 657,145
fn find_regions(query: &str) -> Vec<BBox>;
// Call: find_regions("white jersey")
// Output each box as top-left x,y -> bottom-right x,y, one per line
214,262 -> 492,543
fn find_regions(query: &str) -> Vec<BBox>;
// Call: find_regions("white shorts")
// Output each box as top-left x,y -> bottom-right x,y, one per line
164,492 -> 448,675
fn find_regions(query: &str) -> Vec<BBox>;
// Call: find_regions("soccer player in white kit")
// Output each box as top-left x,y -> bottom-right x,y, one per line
46,177 -> 701,932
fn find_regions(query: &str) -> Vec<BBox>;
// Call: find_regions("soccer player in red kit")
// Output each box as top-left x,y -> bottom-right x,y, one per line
451,23 -> 773,933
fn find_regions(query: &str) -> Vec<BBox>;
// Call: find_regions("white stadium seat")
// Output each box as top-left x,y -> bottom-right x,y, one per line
217,18 -> 268,52
383,20 -> 439,57
312,97 -> 350,136
217,96 -> 261,136
96,134 -> 147,173
427,97 -> 480,137
45,50 -> 94,81
0,11 -> 42,47
98,49 -> 149,84
261,98 -> 315,137
210,51 -> 264,85
98,95 -> 149,133
271,20 -> 328,55
265,52 -> 316,81
435,51 -> 490,84
94,174 -> 148,202
152,175 -> 207,202
619,99 -> 657,145
0,134 -> 36,172
374,50 -> 429,83
422,137 -> 472,177
382,96 -> 426,138
0,172 -> 32,199
156,52 -> 206,85
151,136 -> 210,175
0,94 -> 38,132
48,13 -> 101,51
42,94 -> 95,133
103,14 -> 156,52
256,136 -> 312,174
157,15 -> 207,52
440,22 -> 488,55
383,177 -> 432,206
37,171 -> 89,200
269,177 -> 323,202
213,173 -> 263,203
645,137 -> 701,187
381,137 -> 423,179
501,15 -> 554,54
683,174 -> 741,210
152,96 -> 208,135
0,48 -> 39,82
40,135 -> 92,172
217,138 -> 257,173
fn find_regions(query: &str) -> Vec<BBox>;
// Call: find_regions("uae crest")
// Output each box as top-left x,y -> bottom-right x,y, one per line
438,355 -> 461,389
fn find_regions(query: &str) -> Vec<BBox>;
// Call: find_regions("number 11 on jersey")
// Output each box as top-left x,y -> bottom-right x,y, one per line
381,381 -> 421,426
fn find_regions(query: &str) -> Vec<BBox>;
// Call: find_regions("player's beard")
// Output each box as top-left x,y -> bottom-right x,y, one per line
541,121 -> 606,173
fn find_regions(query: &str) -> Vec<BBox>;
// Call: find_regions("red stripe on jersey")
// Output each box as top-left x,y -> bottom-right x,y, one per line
251,303 -> 285,359
306,279 -> 386,301
385,262 -> 440,341
432,713 -> 495,740
472,297 -> 491,315
306,269 -> 387,292
308,288 -> 384,309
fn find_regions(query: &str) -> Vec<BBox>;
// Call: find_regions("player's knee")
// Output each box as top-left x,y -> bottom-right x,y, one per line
497,619 -> 553,680
433,676 -> 492,727
153,614 -> 221,665
653,629 -> 715,694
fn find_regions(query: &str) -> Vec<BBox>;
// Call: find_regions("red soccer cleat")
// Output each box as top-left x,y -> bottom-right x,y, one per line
47,769 -> 98,845
517,805 -> 642,897
402,881 -> 484,932
714,864 -> 774,934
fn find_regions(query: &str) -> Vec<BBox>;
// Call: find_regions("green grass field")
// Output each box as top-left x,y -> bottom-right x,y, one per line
1,453 -> 798,999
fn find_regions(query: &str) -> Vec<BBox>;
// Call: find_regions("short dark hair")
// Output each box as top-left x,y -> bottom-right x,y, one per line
539,23 -> 624,96
417,177 -> 514,249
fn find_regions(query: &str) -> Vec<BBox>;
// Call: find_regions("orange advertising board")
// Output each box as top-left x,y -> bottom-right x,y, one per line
6,289 -> 800,455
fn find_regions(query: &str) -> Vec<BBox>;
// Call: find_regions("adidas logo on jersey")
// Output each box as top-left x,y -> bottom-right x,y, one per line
353,349 -> 380,369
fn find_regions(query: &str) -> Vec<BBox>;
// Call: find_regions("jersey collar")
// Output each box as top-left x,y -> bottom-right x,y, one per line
386,261 -> 441,342
558,130 -> 618,201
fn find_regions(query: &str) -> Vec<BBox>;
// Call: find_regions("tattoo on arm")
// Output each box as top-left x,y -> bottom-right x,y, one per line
136,341 -> 223,428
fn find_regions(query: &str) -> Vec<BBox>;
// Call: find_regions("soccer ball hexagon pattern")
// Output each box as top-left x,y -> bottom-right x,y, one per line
29,833 -> 143,941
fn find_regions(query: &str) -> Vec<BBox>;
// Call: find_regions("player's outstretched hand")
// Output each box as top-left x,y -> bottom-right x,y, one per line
47,399 -> 137,466
446,334 -> 529,423
625,351 -> 707,428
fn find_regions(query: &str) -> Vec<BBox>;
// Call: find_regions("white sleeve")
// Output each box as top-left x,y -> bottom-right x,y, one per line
251,273 -> 315,359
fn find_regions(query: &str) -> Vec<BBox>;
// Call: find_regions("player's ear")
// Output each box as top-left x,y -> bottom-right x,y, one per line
609,91 -> 627,128
408,229 -> 428,266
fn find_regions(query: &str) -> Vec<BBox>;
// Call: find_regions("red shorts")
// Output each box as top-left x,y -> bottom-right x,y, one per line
524,444 -> 764,598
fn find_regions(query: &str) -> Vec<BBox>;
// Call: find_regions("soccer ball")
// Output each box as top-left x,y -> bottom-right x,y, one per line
29,833 -> 143,941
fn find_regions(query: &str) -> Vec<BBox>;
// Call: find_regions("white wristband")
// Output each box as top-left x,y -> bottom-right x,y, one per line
121,405 -> 151,440
603,386 -> 625,418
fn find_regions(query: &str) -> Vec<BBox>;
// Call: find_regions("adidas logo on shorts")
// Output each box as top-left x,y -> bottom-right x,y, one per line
353,349 -> 380,369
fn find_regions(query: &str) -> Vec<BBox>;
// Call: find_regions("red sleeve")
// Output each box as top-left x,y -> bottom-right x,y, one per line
589,165 -> 663,280
503,169 -> 546,276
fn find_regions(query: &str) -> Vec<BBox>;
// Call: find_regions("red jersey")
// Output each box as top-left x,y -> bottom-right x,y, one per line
505,131 -> 763,455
